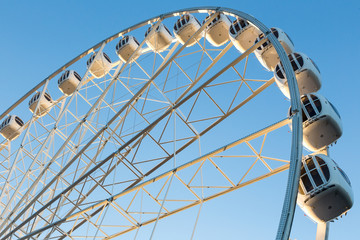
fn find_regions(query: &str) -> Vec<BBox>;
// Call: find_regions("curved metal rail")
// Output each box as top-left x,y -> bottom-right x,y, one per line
0,7 -> 302,239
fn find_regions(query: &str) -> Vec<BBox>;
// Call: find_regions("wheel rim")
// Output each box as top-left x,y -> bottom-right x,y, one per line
0,7 -> 302,239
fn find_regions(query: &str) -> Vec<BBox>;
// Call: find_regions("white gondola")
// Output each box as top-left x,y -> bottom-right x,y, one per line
290,93 -> 342,152
86,52 -> 112,78
173,14 -> 202,47
297,154 -> 353,223
203,13 -> 231,47
274,52 -> 321,98
29,92 -> 53,117
0,115 -> 24,141
58,70 -> 82,95
115,35 -> 141,63
145,23 -> 173,52
229,18 -> 261,53
254,27 -> 295,71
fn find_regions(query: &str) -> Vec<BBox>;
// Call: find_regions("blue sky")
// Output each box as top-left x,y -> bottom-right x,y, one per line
0,0 -> 359,239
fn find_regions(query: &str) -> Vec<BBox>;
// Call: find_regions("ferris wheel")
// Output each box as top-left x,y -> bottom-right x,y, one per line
0,7 -> 353,240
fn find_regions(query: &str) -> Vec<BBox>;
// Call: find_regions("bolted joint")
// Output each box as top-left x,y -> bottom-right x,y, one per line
291,108 -> 300,114
290,107 -> 302,117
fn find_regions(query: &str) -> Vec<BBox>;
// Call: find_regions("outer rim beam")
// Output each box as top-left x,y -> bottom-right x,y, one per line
0,7 -> 303,240
0,6 -> 301,120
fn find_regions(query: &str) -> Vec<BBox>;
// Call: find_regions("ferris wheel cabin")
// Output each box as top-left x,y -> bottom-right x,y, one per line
173,14 -> 202,47
254,27 -> 294,71
58,70 -> 82,95
0,115 -> 24,141
145,23 -> 173,52
274,52 -> 322,98
28,92 -> 53,117
290,93 -> 342,152
297,154 -> 353,223
86,52 -> 112,78
115,35 -> 141,63
229,18 -> 261,53
203,13 -> 231,47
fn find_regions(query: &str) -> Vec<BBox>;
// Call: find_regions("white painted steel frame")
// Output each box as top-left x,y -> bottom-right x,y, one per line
0,14 -> 221,235
17,118 -> 292,240
0,20 -> 165,230
2,36 -> 271,239
0,7 -> 302,240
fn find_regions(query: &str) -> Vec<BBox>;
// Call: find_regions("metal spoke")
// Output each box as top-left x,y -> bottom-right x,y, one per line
0,7 -> 304,240
15,118 -> 291,239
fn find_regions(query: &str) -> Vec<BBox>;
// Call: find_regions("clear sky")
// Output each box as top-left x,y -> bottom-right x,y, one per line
0,0 -> 359,239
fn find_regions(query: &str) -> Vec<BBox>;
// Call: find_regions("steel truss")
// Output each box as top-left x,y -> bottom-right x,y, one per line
18,118 -> 292,239
0,7 -> 302,240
